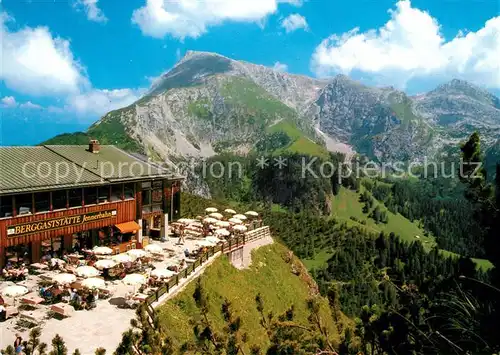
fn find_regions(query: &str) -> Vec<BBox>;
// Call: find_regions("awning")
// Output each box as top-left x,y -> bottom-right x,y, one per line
115,221 -> 141,234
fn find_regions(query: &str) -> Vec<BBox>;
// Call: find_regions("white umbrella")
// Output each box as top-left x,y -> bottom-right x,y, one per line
189,222 -> 204,228
151,268 -> 175,279
93,246 -> 113,255
245,211 -> 259,217
233,214 -> 247,220
50,258 -> 66,267
205,207 -> 218,213
209,212 -> 223,220
178,218 -> 195,225
127,249 -> 148,259
197,240 -> 216,247
233,225 -> 248,233
203,217 -> 218,224
216,221 -> 231,228
224,209 -> 237,214
52,273 -> 77,285
75,266 -> 100,278
215,228 -> 230,237
2,285 -> 28,297
81,277 -> 105,289
145,244 -> 164,254
112,254 -> 133,263
122,274 -> 147,286
206,236 -> 221,244
228,218 -> 243,224
95,259 -> 117,270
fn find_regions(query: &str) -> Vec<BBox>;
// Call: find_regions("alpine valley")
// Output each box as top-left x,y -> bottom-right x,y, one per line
44,51 -> 500,167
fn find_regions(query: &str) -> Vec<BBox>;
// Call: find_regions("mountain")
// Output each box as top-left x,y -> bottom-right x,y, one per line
44,51 -> 500,166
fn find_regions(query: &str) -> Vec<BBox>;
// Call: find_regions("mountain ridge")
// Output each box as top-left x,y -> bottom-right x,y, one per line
44,50 -> 500,166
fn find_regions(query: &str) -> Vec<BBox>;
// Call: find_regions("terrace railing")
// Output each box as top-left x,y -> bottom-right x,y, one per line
145,226 -> 270,317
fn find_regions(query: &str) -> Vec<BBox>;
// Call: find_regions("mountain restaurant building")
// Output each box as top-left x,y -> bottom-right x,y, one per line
0,141 -> 183,268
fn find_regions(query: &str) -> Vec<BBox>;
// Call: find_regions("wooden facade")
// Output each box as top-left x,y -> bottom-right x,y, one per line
0,200 -> 136,248
0,178 -> 183,267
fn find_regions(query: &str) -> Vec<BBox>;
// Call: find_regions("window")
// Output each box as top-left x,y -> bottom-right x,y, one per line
84,187 -> 98,205
110,184 -> 122,202
68,189 -> 82,208
124,183 -> 135,199
141,181 -> 151,189
52,190 -> 67,210
152,204 -> 162,212
0,196 -> 13,218
152,180 -> 162,189
97,187 -> 109,203
16,194 -> 33,215
152,188 -> 163,203
142,189 -> 151,205
34,192 -> 50,213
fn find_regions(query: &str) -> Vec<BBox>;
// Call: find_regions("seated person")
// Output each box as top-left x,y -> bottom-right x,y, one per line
184,248 -> 190,258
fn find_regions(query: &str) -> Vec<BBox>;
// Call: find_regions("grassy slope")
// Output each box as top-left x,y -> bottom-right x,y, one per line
329,187 -> 434,245
157,243 -> 344,351
41,110 -> 141,152
303,187 -> 492,271
267,120 -> 330,159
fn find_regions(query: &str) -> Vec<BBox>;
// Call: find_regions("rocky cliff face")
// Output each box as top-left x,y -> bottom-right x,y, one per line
49,51 -> 500,168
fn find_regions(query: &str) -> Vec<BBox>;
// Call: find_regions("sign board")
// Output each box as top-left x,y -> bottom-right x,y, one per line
7,210 -> 117,237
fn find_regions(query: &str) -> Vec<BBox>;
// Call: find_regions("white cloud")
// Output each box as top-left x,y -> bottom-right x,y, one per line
311,0 -> 500,89
68,88 -> 145,116
132,0 -> 301,39
273,61 -> 288,72
1,96 -> 17,108
0,13 -> 88,96
1,96 -> 44,109
281,13 -> 308,33
19,101 -> 42,109
75,0 -> 108,23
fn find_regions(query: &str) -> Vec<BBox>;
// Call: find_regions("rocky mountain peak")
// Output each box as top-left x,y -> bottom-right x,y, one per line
428,79 -> 500,108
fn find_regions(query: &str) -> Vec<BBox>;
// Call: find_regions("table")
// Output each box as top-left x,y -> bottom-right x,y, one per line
132,293 -> 148,302
31,263 -> 49,270
21,292 -> 44,305
50,302 -> 74,317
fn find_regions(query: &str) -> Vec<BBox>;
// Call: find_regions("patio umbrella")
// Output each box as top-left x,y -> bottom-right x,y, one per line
233,225 -> 248,233
2,285 -> 28,297
93,246 -> 113,255
151,268 -> 175,279
228,218 -> 243,224
178,218 -> 195,225
209,212 -> 223,220
52,273 -> 77,285
233,214 -> 247,220
145,244 -> 164,254
112,254 -> 133,263
215,228 -> 230,237
245,211 -> 259,217
95,259 -> 117,270
189,221 -> 204,228
206,236 -> 221,244
122,274 -> 147,286
224,208 -> 237,214
50,258 -> 66,267
81,277 -> 105,289
127,249 -> 148,259
205,207 -> 218,213
203,217 -> 218,224
75,266 -> 100,278
216,221 -> 231,228
197,240 -> 216,247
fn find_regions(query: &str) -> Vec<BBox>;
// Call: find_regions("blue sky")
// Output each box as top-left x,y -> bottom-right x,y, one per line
1,0 -> 499,145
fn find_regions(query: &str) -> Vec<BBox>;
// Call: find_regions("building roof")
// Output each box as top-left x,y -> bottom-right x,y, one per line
0,145 -> 183,195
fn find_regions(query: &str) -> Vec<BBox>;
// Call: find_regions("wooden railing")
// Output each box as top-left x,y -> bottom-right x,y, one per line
145,226 -> 270,312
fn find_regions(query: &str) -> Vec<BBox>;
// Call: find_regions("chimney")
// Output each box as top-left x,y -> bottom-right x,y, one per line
89,139 -> 100,154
